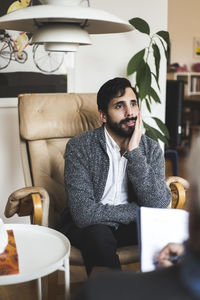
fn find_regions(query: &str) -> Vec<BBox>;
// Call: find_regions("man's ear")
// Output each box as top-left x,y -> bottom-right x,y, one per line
99,111 -> 107,123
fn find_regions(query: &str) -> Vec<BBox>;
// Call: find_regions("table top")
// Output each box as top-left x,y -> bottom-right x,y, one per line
0,224 -> 70,285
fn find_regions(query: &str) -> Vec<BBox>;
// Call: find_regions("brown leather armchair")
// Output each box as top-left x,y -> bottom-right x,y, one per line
5,93 -> 189,274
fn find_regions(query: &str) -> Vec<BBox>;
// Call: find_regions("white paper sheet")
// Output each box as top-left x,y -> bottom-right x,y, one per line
138,207 -> 189,272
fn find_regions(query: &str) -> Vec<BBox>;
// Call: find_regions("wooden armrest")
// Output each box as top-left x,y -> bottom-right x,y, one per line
170,182 -> 186,209
166,176 -> 190,209
166,176 -> 190,190
16,192 -> 42,225
5,186 -> 49,226
32,193 -> 43,225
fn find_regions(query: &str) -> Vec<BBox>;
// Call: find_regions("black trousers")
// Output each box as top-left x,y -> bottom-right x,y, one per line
65,222 -> 138,275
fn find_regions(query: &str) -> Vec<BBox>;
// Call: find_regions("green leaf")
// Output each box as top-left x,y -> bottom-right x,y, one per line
152,72 -> 160,91
152,43 -> 161,82
145,98 -> 151,113
152,117 -> 170,139
143,120 -> 151,130
158,37 -> 168,60
143,121 -> 158,141
129,17 -> 150,35
149,87 -> 161,103
145,129 -> 158,141
136,61 -> 151,99
143,121 -> 169,145
127,48 -> 146,76
156,30 -> 170,47
147,95 -> 152,104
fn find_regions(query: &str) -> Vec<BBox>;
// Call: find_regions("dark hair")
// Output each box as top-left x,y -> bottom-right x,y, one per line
97,77 -> 138,113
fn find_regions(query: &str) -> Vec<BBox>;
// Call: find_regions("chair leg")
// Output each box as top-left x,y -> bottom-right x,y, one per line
63,257 -> 70,300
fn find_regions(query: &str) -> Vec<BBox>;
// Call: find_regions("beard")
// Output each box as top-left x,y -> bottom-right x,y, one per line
106,115 -> 137,138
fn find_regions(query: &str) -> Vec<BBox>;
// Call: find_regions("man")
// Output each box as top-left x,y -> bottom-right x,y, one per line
73,136 -> 200,300
61,77 -> 171,275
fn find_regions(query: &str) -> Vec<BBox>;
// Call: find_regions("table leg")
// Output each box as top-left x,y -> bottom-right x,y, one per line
37,278 -> 42,300
63,257 -> 70,300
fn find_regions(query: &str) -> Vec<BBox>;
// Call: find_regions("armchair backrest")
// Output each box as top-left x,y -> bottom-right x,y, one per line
18,93 -> 101,228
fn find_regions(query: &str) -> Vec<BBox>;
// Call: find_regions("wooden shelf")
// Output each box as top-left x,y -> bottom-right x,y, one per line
167,72 -> 200,96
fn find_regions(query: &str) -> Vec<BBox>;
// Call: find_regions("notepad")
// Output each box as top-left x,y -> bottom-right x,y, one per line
137,207 -> 189,272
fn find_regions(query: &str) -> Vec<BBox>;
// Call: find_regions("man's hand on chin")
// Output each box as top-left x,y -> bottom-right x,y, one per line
127,111 -> 142,152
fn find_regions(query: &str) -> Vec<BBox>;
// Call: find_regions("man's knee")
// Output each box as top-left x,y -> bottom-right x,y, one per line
76,225 -> 121,275
82,224 -> 117,250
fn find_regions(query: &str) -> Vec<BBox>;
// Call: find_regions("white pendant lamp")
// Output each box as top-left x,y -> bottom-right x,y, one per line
0,0 -> 133,52
32,24 -> 92,52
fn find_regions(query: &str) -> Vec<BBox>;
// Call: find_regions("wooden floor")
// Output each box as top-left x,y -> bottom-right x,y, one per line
0,263 -> 141,300
0,150 -> 188,300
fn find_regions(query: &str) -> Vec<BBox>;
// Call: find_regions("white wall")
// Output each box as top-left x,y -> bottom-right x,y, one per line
0,0 -> 168,223
0,100 -> 29,223
168,0 -> 200,70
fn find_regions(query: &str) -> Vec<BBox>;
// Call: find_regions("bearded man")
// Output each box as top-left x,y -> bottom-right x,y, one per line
60,77 -> 171,276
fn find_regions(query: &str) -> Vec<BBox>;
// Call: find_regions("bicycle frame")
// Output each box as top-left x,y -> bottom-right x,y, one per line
0,32 -> 29,64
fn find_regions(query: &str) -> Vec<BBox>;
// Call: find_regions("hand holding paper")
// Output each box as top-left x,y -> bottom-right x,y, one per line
154,242 -> 185,267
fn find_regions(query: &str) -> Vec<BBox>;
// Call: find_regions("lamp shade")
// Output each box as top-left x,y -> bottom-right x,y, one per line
0,5 -> 133,34
32,24 -> 91,52
0,2 -> 133,52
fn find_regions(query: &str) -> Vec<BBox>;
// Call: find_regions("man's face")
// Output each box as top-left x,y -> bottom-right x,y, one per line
100,87 -> 140,138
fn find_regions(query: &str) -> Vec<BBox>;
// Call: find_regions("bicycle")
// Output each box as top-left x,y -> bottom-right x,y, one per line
0,30 -> 64,73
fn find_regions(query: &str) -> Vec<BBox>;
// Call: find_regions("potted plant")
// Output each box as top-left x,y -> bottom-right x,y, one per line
127,17 -> 170,144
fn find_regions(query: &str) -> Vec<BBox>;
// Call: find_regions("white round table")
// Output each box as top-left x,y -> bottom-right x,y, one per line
0,224 -> 71,300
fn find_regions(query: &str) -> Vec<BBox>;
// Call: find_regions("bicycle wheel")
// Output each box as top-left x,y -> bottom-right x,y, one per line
0,38 -> 12,70
33,44 -> 64,73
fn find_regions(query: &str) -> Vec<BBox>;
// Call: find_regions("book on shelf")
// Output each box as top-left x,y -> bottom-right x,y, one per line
190,76 -> 200,93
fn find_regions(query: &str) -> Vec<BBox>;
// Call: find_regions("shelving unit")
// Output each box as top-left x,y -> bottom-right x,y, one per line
182,96 -> 200,146
167,72 -> 200,149
167,72 -> 200,96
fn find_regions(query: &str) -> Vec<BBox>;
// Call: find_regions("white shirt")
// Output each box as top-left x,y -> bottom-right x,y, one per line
100,128 -> 128,206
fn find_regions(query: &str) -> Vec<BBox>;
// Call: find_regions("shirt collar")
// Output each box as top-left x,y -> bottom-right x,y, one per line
104,127 -> 120,152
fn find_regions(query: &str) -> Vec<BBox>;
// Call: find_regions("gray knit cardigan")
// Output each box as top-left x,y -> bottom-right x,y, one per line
64,126 -> 171,229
